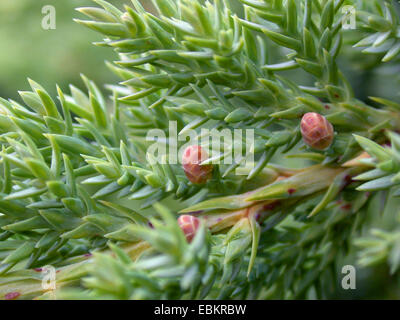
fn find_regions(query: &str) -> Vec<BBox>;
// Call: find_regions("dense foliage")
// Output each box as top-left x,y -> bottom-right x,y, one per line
1,0 -> 400,299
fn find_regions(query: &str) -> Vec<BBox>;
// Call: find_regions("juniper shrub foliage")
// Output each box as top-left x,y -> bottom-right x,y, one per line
1,0 -> 400,300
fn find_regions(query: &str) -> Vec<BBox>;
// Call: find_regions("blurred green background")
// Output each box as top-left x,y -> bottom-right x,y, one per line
0,0 -> 154,101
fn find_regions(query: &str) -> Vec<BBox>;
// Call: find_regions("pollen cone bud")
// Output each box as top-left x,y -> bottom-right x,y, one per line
300,112 -> 334,150
178,215 -> 200,243
182,145 -> 213,184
